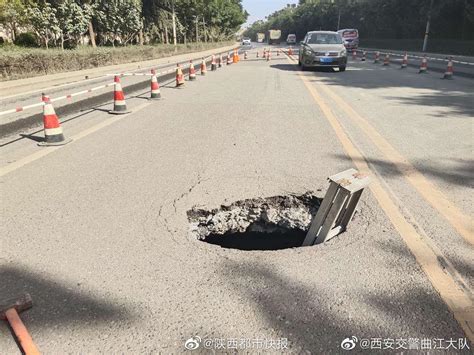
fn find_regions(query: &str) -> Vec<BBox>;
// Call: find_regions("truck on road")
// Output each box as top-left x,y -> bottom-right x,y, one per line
257,33 -> 265,43
267,30 -> 282,45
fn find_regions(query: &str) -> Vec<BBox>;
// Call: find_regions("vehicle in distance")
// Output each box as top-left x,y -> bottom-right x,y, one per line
242,37 -> 251,46
337,29 -> 359,49
287,34 -> 297,44
267,29 -> 282,45
257,33 -> 265,43
298,31 -> 347,71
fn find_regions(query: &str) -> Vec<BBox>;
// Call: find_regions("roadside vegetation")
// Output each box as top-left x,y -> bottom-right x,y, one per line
0,0 -> 247,80
0,41 -> 234,80
244,0 -> 474,56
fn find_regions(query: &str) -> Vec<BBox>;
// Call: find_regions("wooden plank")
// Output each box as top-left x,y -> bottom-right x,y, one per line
328,168 -> 358,183
303,182 -> 339,246
339,190 -> 363,231
314,189 -> 350,244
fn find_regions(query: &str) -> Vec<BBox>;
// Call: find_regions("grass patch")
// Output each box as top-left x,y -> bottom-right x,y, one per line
360,39 -> 474,56
0,42 -> 235,81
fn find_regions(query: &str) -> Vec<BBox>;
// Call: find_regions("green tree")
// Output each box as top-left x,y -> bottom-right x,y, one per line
25,1 -> 61,48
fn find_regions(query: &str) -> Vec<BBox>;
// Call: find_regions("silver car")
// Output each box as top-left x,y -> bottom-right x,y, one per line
298,31 -> 347,71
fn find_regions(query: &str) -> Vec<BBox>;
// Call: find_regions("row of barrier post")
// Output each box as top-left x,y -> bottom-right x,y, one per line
21,48 -> 243,146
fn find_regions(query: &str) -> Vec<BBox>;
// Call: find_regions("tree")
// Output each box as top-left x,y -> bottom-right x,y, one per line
56,0 -> 91,49
0,0 -> 28,42
25,2 -> 61,49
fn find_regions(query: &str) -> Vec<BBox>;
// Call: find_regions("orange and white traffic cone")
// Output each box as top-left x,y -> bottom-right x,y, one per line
38,94 -> 71,146
419,55 -> 428,73
150,69 -> 161,99
288,47 -> 293,56
401,52 -> 408,69
110,76 -> 130,114
188,61 -> 197,81
374,51 -> 380,63
176,64 -> 185,88
383,53 -> 390,66
201,58 -> 207,75
211,55 -> 217,71
443,57 -> 454,79
361,51 -> 366,61
233,49 -> 238,64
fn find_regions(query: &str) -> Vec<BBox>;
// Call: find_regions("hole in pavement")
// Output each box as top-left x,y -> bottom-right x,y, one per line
187,193 -> 322,251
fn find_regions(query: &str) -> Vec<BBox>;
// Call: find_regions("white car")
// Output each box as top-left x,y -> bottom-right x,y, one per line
242,38 -> 251,46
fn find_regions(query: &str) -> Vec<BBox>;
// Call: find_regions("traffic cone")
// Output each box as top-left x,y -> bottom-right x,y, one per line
188,61 -> 197,81
383,54 -> 390,66
233,49 -> 238,64
401,52 -> 408,69
361,51 -> 366,61
211,55 -> 217,71
443,57 -> 454,79
110,75 -> 130,114
227,53 -> 232,65
288,47 -> 293,56
38,94 -> 71,146
352,50 -> 357,60
374,51 -> 380,63
218,54 -> 223,68
150,69 -> 161,99
201,58 -> 207,75
419,55 -> 428,73
176,64 -> 185,88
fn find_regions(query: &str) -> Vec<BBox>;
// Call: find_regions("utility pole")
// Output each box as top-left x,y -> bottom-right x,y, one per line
171,0 -> 177,46
337,8 -> 341,30
422,0 -> 434,52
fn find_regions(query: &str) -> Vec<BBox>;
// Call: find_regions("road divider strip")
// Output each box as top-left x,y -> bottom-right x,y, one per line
0,49 -> 242,118
287,52 -> 474,342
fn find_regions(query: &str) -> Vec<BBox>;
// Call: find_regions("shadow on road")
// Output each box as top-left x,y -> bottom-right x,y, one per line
331,153 -> 473,189
270,61 -> 474,118
0,265 -> 134,328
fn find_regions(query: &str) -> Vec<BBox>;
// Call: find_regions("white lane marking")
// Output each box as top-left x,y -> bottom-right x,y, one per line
0,101 -> 151,178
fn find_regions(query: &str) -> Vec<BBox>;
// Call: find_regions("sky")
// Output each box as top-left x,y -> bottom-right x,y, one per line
242,0 -> 299,26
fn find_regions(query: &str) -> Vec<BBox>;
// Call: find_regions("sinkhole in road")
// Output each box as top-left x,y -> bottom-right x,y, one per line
187,193 -> 321,251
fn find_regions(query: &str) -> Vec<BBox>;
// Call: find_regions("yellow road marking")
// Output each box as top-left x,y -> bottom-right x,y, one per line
317,83 -> 473,246
289,53 -> 473,245
0,101 -> 151,178
289,54 -> 473,341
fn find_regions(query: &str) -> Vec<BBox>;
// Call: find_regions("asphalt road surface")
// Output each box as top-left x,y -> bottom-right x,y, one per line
1,43 -> 473,353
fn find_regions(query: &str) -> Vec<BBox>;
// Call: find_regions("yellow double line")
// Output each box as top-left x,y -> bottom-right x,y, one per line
286,54 -> 473,341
